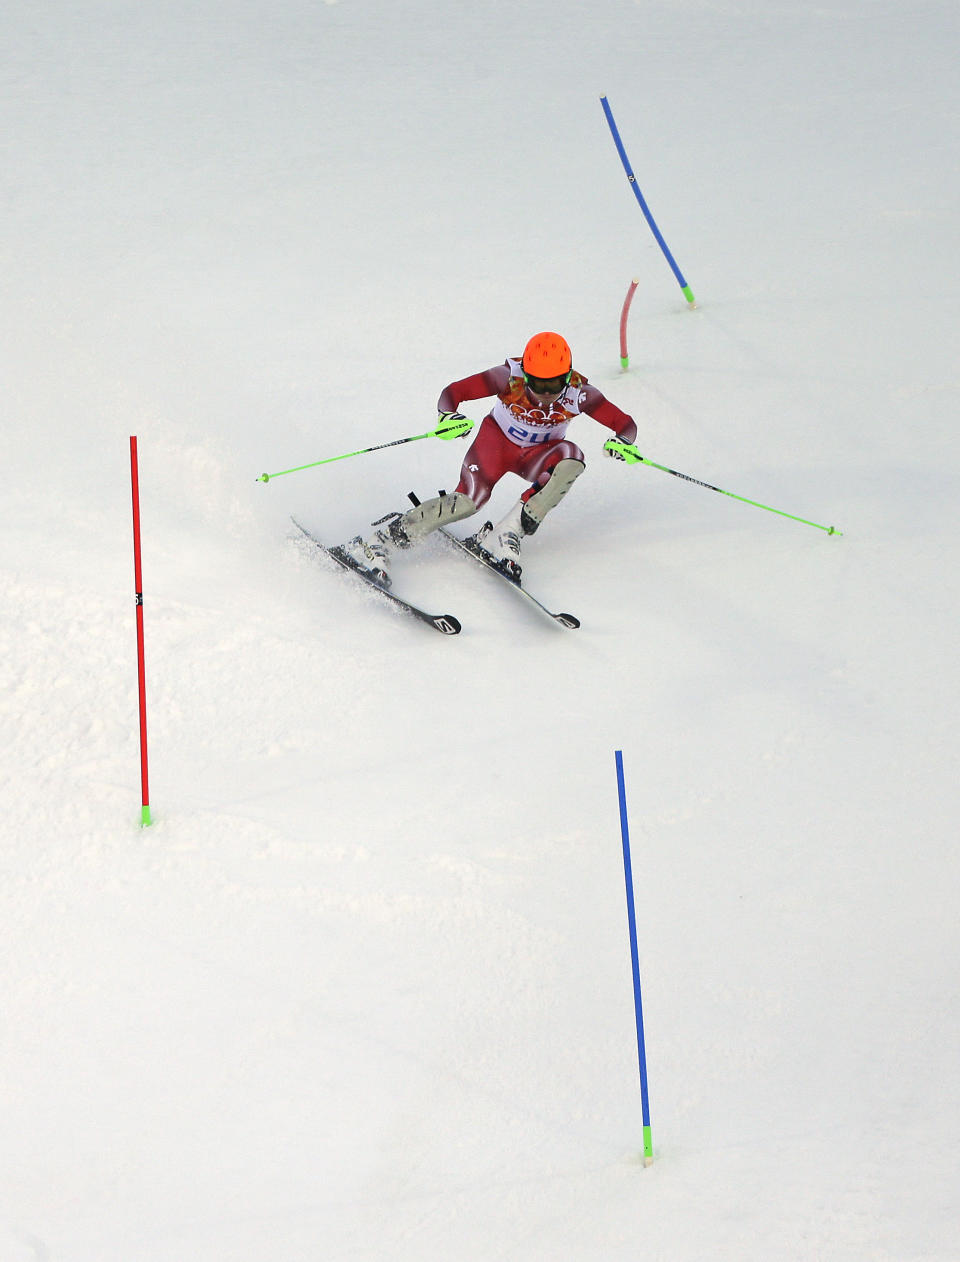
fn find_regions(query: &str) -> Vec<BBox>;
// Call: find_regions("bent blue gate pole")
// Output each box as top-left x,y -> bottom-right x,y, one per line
600,96 -> 696,307
615,750 -> 654,1165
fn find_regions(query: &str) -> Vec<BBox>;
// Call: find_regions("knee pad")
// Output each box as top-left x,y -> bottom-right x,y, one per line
522,459 -> 584,534
396,492 -> 477,545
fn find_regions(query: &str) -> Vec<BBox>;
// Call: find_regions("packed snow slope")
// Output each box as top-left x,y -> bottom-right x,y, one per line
2,1 -> 959,1258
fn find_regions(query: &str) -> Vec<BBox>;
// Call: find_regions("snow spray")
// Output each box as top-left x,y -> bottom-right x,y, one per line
614,750 -> 653,1165
600,96 -> 696,308
129,437 -> 152,827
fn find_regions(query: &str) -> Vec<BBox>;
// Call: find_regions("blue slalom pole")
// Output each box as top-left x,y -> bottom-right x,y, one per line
614,749 -> 653,1165
600,96 -> 697,308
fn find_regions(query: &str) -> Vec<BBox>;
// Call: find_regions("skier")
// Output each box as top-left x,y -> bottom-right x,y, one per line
343,331 -> 638,584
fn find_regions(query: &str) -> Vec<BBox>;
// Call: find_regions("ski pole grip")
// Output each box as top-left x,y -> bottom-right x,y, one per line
605,439 -> 643,464
435,413 -> 475,440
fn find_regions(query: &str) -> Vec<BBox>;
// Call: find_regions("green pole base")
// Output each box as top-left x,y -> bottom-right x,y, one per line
140,804 -> 153,827
643,1125 -> 653,1166
681,285 -> 697,307
620,355 -> 630,371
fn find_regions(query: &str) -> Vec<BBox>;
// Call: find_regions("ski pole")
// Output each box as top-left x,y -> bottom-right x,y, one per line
256,414 -> 474,483
600,96 -> 696,308
605,440 -> 843,535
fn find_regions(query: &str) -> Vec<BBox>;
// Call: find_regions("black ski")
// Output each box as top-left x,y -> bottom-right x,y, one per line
291,517 -> 461,635
407,495 -> 579,629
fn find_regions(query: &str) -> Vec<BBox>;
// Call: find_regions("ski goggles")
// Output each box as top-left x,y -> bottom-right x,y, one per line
523,371 -> 571,397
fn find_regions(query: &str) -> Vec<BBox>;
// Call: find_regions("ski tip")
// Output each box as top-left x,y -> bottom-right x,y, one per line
434,615 -> 462,635
555,613 -> 581,629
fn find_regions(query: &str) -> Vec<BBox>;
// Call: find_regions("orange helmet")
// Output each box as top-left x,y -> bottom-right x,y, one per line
522,331 -> 572,378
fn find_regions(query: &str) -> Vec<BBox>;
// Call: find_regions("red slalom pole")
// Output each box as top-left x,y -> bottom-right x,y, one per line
619,277 -> 639,370
129,437 -> 152,826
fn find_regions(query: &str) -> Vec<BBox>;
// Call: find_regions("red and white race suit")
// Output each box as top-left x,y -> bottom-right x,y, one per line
438,357 -> 637,510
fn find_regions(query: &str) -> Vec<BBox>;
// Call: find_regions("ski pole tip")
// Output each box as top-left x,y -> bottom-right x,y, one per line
258,472 -> 270,483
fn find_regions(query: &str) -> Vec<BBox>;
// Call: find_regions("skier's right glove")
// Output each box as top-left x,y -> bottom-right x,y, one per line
604,436 -> 642,463
436,411 -> 474,440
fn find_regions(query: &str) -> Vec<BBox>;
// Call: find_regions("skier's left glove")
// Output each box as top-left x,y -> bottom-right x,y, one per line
436,411 -> 474,440
604,436 -> 642,463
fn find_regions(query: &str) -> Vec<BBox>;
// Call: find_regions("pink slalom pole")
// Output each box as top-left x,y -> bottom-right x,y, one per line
129,437 -> 152,826
619,278 -> 639,370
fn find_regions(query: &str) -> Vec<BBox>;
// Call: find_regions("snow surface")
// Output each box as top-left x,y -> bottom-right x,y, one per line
2,0 -> 959,1258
